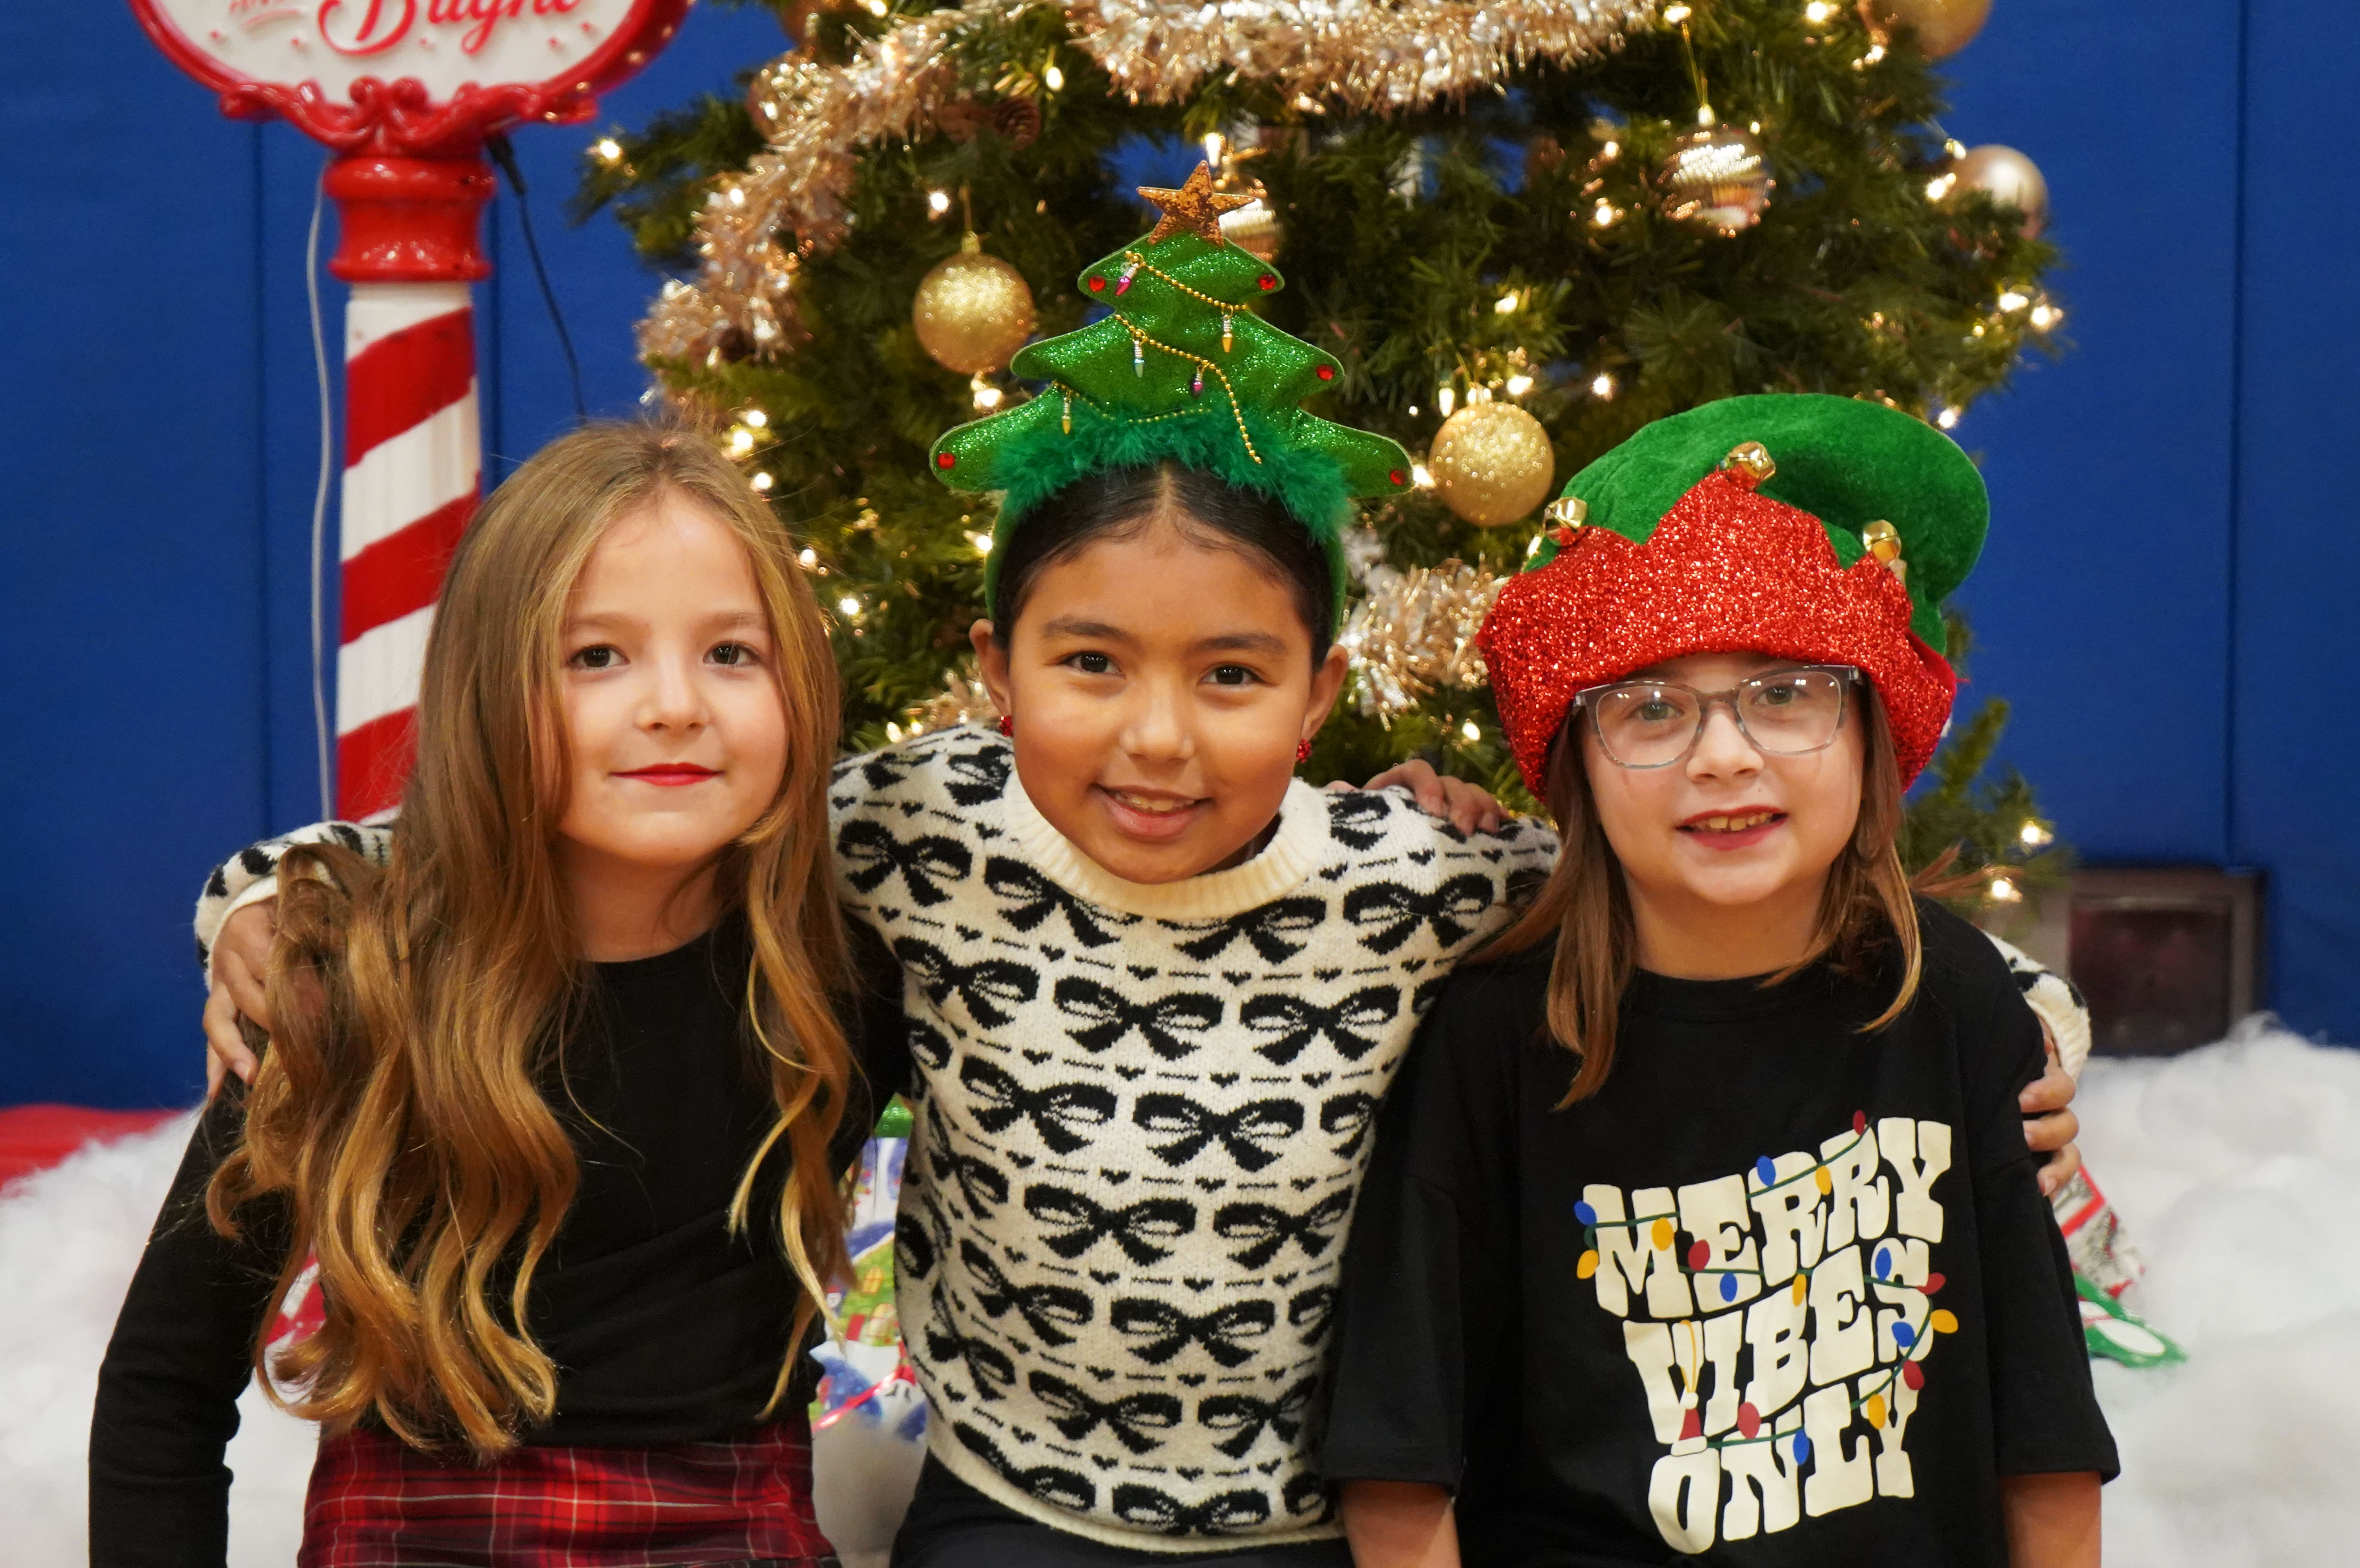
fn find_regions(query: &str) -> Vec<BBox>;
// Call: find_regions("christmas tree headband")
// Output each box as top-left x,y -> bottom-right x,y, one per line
1480,392 -> 1989,793
929,165 -> 1414,616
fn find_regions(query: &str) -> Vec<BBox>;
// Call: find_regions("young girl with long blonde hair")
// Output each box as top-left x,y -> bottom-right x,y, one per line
92,423 -> 893,1567
1326,396 -> 2115,1568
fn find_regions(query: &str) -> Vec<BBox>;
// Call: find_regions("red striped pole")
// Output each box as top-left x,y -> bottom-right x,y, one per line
325,156 -> 493,821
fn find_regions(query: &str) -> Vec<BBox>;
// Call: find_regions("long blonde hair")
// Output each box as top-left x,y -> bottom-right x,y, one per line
209,422 -> 855,1454
1490,682 -> 1923,1106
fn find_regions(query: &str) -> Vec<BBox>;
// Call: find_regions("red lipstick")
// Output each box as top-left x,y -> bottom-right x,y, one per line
617,764 -> 720,787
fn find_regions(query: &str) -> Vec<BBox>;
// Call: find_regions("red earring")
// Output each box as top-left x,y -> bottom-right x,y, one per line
998,714 -> 1015,737
1296,738 -> 1313,764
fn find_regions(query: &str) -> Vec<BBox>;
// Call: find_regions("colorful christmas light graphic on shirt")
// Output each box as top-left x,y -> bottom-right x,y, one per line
1575,1113 -> 1956,1553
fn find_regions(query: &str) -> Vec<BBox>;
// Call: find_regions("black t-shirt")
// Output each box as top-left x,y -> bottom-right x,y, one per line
1321,902 -> 2115,1568
89,915 -> 910,1568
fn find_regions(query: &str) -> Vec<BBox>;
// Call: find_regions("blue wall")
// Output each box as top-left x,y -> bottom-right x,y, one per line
2,1 -> 2350,1110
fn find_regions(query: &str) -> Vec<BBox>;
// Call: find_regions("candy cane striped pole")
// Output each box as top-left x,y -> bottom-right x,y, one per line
325,155 -> 494,820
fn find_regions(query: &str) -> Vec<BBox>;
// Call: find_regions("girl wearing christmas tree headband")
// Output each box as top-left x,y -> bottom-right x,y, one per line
1326,394 -> 2115,1567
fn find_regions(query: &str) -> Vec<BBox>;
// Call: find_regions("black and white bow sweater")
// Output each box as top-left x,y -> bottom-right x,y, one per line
828,727 -> 1557,1549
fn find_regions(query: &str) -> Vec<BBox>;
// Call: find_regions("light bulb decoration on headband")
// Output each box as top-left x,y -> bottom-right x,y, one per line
1479,392 -> 1990,794
928,163 -> 1413,616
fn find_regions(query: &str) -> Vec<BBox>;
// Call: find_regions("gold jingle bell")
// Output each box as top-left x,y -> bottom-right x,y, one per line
1719,441 -> 1776,488
1543,494 -> 1589,546
1861,518 -> 1909,585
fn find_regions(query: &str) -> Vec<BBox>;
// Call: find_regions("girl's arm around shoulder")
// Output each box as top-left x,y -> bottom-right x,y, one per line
91,1085 -> 291,1568
194,820 -> 389,971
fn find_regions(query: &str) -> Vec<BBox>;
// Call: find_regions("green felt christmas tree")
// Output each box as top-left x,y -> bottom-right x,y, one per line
929,165 -> 1411,608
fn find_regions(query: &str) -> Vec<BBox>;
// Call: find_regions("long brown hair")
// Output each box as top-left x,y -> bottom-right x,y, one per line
1489,681 -> 1923,1106
208,422 -> 855,1454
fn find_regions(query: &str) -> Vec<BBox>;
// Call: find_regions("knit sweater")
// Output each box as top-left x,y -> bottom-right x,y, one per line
827,727 -> 1557,1549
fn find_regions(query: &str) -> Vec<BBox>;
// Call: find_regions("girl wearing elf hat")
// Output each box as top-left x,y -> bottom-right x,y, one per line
1324,394 -> 2115,1567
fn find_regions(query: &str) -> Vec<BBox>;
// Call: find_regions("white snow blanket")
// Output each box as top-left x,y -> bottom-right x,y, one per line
4,1018 -> 2356,1566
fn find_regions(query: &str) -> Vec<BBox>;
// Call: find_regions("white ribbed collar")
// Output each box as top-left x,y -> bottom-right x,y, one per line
1001,773 -> 1332,921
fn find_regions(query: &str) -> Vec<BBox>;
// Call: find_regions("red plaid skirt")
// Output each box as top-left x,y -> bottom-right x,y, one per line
297,1416 -> 836,1568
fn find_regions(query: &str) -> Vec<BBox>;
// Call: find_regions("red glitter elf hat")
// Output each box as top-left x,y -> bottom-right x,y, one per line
1479,393 -> 1988,793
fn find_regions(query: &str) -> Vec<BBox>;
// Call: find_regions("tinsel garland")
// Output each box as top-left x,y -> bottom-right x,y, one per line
1067,0 -> 1657,109
1336,559 -> 1505,724
640,0 -> 1653,364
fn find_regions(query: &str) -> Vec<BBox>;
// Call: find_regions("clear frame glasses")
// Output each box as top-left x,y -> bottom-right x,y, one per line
1572,665 -> 1861,769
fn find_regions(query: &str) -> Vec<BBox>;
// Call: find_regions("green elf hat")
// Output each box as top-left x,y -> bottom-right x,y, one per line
1480,393 -> 1988,794
929,164 -> 1414,615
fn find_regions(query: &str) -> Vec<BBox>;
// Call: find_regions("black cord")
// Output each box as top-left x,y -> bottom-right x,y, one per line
485,132 -> 587,423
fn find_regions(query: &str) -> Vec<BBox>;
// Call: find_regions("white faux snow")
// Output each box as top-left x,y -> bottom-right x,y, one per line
4,1021 -> 2357,1565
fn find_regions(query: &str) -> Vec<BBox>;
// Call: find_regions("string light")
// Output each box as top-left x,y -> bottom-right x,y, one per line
1997,290 -> 2029,312
1924,171 -> 1958,201
966,530 -> 994,556
1591,372 -> 1618,399
1936,407 -> 1961,430
751,471 -> 774,492
1436,386 -> 1456,416
728,427 -> 756,455
1203,131 -> 1225,167
593,138 -> 624,164
1506,373 -> 1534,396
1804,0 -> 1834,20
1411,464 -> 1435,488
1461,720 -> 1481,742
1663,3 -> 1691,19
970,372 -> 1002,410
1988,875 -> 2023,903
1044,63 -> 1065,91
1591,200 -> 1623,228
798,547 -> 818,569
741,407 -> 768,428
886,721 -> 905,743
1855,42 -> 1886,66
1495,292 -> 1520,315
838,595 -> 863,617
2029,301 -> 2063,330
2020,821 -> 2053,847
927,189 -> 951,216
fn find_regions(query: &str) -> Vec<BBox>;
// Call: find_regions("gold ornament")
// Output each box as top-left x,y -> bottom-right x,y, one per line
912,232 -> 1036,375
1338,561 -> 1508,724
1948,144 -> 2050,240
1218,189 -> 1282,261
901,660 -> 1001,736
1857,0 -> 1992,59
1659,122 -> 1774,236
1428,402 -> 1556,527
1140,162 -> 1257,243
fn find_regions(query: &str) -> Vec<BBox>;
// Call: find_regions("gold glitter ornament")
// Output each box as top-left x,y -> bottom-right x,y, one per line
912,232 -> 1037,376
1857,0 -> 1992,59
1219,193 -> 1282,262
1659,122 -> 1775,236
1947,144 -> 2050,240
1428,402 -> 1557,527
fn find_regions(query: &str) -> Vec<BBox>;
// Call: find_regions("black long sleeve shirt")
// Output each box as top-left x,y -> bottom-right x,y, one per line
90,916 -> 909,1568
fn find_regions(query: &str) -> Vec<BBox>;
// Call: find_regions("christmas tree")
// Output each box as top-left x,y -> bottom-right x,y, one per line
575,0 -> 2066,899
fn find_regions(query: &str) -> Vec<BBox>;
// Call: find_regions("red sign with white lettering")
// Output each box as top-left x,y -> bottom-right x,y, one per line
128,0 -> 689,154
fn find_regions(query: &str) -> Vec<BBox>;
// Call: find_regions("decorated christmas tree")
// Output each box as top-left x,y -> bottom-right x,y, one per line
576,0 -> 2067,903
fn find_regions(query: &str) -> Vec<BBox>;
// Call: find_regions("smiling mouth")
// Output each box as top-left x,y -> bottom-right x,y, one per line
1103,787 -> 1201,817
1682,809 -> 1784,834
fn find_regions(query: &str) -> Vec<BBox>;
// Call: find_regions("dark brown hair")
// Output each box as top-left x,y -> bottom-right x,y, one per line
992,464 -> 1335,662
1487,682 -> 1924,1105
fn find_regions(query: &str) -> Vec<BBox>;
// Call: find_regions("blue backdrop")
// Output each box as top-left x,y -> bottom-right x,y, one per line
3,0 -> 2351,1110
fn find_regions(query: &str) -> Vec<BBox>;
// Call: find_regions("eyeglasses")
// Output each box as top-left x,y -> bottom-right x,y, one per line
1571,665 -> 1860,769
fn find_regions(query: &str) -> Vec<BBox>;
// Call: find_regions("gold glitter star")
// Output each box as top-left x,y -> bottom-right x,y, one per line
1137,161 -> 1256,244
